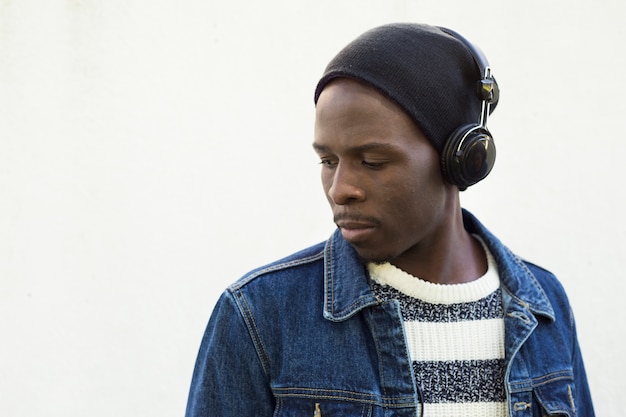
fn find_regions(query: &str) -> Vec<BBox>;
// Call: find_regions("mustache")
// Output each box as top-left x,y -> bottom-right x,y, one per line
333,213 -> 381,226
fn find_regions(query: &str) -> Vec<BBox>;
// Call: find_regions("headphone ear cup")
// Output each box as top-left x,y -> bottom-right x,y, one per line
441,124 -> 496,190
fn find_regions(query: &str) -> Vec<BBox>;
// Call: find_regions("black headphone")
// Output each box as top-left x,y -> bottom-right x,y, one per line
438,27 -> 500,190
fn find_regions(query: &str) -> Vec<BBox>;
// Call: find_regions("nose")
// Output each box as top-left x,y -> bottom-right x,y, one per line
327,164 -> 366,205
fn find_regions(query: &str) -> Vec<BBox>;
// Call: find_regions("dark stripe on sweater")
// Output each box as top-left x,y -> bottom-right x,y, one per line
412,359 -> 506,403
372,282 -> 503,322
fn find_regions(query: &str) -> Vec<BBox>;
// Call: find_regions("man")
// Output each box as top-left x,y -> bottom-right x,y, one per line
186,23 -> 594,416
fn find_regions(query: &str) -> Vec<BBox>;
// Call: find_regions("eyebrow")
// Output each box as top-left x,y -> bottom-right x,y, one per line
312,142 -> 397,154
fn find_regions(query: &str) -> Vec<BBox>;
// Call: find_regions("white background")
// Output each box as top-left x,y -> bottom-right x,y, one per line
1,1 -> 624,416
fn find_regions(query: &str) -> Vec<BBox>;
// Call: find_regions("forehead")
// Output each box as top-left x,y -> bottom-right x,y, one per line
315,78 -> 404,120
313,78 -> 429,150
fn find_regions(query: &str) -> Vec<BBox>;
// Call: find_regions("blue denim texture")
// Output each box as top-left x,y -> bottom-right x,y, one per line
186,210 -> 594,416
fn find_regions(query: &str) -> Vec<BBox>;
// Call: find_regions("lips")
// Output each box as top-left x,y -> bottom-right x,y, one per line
335,217 -> 378,244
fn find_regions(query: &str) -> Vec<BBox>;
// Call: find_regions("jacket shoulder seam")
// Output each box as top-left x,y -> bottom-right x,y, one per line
228,250 -> 325,291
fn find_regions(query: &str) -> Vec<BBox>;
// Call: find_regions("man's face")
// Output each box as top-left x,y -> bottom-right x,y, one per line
313,79 -> 454,265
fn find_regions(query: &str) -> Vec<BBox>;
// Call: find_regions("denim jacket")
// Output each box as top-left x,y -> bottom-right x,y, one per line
186,210 -> 594,416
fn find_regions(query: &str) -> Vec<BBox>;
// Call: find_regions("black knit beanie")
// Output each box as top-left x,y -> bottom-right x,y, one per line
314,23 -> 497,155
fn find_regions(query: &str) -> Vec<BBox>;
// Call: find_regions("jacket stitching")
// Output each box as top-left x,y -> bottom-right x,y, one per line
232,290 -> 272,381
229,251 -> 325,291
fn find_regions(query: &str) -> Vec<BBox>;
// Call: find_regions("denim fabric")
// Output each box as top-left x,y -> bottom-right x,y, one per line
186,210 -> 594,416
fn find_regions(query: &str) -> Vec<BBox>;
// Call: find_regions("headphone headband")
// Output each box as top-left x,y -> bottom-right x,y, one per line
437,27 -> 500,108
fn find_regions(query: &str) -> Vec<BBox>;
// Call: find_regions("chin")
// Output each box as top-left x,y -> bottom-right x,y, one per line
354,248 -> 396,265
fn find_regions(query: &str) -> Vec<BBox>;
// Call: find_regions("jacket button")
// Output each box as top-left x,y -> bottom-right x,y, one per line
507,311 -> 531,324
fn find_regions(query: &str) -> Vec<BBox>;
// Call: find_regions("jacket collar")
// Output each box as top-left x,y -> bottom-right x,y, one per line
462,210 -> 555,321
323,229 -> 379,321
323,209 -> 555,322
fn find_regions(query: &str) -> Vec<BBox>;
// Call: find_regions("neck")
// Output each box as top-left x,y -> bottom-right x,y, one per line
390,206 -> 487,285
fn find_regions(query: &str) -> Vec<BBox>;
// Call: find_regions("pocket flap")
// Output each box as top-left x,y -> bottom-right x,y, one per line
534,378 -> 576,416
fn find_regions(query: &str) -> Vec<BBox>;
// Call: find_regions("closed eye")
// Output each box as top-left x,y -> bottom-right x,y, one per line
361,160 -> 387,169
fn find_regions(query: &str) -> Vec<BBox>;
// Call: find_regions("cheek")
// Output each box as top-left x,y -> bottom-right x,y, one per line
390,184 -> 421,214
408,154 -> 447,195
387,166 -> 446,214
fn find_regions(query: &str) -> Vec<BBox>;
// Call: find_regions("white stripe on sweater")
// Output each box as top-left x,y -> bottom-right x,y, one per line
422,401 -> 508,417
404,318 -> 505,362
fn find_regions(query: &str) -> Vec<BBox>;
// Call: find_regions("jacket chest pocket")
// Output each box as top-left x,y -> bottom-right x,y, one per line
274,398 -> 382,417
511,378 -> 577,417
533,379 -> 577,417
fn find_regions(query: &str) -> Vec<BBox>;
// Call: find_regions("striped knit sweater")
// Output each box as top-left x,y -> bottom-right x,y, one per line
368,243 -> 506,417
